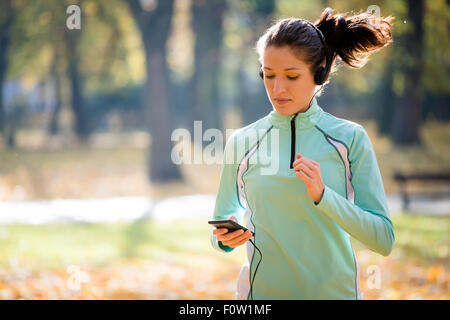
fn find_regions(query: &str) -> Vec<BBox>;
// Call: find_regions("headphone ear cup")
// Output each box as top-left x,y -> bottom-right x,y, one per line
259,69 -> 264,80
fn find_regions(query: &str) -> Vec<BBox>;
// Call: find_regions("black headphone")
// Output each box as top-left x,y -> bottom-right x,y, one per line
259,20 -> 330,86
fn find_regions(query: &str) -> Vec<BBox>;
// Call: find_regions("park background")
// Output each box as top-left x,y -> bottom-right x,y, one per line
0,0 -> 448,299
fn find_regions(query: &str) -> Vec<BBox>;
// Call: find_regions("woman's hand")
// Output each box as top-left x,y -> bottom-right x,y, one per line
212,216 -> 253,248
293,154 -> 325,204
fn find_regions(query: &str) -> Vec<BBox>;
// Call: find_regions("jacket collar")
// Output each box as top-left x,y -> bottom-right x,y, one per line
267,97 -> 323,130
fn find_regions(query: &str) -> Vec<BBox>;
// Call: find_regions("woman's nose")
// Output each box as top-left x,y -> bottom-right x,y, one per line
273,78 -> 287,95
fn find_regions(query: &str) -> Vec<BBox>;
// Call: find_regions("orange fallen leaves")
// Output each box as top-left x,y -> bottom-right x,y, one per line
0,249 -> 447,300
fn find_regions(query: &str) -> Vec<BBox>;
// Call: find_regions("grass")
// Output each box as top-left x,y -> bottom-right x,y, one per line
1,212 -> 447,273
350,213 -> 449,264
388,214 -> 449,263
0,219 -> 245,273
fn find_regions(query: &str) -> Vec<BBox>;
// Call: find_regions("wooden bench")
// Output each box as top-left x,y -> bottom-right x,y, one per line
393,171 -> 450,211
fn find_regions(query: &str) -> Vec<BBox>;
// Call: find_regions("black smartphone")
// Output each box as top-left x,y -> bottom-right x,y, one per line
208,219 -> 254,235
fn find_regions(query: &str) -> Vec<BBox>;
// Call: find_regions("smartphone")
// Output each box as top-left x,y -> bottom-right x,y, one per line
208,219 -> 254,235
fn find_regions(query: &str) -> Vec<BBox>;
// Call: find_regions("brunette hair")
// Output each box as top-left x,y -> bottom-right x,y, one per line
255,7 -> 394,86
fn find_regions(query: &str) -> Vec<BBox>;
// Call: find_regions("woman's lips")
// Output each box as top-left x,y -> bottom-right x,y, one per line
275,98 -> 291,105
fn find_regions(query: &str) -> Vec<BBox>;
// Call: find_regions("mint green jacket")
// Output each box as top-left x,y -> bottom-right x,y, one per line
210,97 -> 395,300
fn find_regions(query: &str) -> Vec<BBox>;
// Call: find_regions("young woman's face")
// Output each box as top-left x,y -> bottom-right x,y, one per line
262,45 -> 317,116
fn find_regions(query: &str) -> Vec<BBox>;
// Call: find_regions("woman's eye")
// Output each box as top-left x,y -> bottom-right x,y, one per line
264,75 -> 298,80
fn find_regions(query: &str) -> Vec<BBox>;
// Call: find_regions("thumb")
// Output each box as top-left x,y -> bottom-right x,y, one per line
229,216 -> 237,223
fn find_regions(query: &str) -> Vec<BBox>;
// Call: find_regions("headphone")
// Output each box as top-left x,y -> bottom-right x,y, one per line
259,20 -> 330,86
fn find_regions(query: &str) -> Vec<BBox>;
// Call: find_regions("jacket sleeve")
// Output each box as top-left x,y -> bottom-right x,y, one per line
210,131 -> 246,253
314,125 -> 395,256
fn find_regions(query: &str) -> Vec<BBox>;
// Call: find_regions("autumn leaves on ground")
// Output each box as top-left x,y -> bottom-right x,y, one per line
0,124 -> 449,300
0,215 -> 448,300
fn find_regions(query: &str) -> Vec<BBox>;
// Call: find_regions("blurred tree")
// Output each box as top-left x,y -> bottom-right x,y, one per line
48,45 -> 64,136
234,0 -> 276,125
188,0 -> 227,132
64,7 -> 90,141
421,0 -> 450,121
0,0 -> 16,146
377,57 -> 396,135
4,0 -> 133,142
41,0 -> 89,141
4,0 -> 88,142
126,0 -> 182,182
77,0 -> 143,131
393,0 -> 424,145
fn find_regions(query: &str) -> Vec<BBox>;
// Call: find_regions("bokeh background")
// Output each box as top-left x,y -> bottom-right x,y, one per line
0,0 -> 448,299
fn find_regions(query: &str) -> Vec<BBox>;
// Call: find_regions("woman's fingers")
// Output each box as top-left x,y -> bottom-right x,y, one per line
213,228 -> 228,235
217,228 -> 244,242
293,162 -> 313,174
220,229 -> 251,245
226,231 -> 253,247
228,237 -> 251,248
293,154 -> 320,169
295,170 -> 312,183
294,163 -> 314,178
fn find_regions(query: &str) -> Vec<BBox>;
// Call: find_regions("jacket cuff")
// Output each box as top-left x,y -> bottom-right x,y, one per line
218,241 -> 234,252
210,230 -> 234,253
314,184 -> 331,208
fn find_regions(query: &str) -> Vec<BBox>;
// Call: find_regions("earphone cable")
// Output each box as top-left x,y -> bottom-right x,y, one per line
248,238 -> 262,300
307,84 -> 325,108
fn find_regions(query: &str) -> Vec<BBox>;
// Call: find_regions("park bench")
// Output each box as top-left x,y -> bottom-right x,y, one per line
393,171 -> 450,211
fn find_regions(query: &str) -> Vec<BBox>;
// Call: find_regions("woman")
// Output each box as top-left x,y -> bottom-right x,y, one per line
210,7 -> 395,300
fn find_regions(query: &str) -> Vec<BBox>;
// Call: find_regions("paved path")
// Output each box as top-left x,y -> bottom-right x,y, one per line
0,193 -> 448,225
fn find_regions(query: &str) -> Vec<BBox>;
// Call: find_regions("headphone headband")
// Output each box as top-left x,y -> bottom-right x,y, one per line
302,20 -> 326,50
259,19 -> 330,85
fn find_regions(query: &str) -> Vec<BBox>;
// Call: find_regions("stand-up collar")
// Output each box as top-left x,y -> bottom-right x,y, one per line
268,97 -> 323,130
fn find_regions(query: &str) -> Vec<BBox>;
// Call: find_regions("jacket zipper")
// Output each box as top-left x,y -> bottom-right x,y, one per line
290,113 -> 299,169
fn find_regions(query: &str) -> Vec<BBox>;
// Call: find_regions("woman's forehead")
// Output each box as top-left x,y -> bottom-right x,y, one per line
263,46 -> 308,70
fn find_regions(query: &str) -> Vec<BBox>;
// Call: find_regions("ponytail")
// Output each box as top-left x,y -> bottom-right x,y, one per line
315,7 -> 394,69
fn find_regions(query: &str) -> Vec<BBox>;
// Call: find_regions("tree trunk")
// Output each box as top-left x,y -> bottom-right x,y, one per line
236,0 -> 275,125
189,0 -> 226,132
48,57 -> 63,136
393,0 -> 424,145
0,0 -> 14,144
65,27 -> 89,141
68,57 -> 88,140
377,58 -> 395,135
145,44 -> 182,182
127,0 -> 182,183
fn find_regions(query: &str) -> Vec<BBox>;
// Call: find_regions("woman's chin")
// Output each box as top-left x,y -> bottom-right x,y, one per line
273,107 -> 292,116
